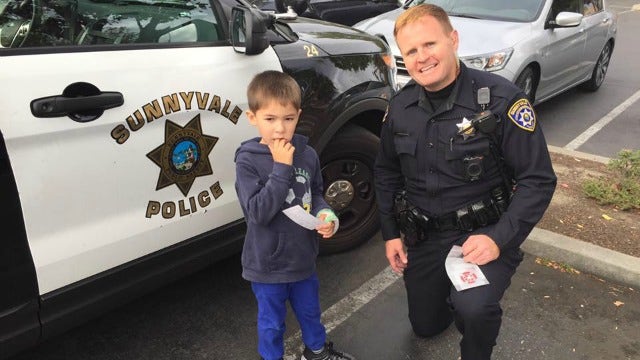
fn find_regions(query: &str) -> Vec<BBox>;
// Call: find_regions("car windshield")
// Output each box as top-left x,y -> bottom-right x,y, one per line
407,0 -> 545,22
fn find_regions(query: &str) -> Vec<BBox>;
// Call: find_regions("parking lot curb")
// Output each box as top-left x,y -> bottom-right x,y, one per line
547,145 -> 610,164
523,228 -> 640,288
523,146 -> 640,288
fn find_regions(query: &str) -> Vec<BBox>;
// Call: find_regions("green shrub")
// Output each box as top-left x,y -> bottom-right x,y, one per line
582,149 -> 640,210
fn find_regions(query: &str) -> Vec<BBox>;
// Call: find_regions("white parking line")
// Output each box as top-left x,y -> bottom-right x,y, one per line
283,267 -> 401,359
564,89 -> 640,151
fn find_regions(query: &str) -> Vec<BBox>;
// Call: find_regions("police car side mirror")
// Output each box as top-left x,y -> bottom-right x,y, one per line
231,6 -> 271,55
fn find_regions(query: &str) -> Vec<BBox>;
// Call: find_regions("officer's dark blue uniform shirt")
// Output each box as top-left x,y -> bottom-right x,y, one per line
374,63 -> 557,249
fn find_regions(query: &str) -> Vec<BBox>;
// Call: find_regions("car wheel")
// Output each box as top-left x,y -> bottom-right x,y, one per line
514,66 -> 537,103
275,0 -> 309,14
319,125 -> 380,254
579,41 -> 612,92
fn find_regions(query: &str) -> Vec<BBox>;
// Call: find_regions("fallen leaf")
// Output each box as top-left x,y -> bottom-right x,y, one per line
614,301 -> 624,307
561,183 -> 569,188
602,214 -> 613,221
577,224 -> 584,228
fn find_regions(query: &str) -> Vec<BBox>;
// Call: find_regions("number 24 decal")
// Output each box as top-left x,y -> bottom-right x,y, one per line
304,45 -> 319,57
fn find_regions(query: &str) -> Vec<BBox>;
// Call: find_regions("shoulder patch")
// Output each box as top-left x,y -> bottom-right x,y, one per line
507,98 -> 536,132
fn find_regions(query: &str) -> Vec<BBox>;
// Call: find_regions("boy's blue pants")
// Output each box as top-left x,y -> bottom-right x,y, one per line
251,273 -> 326,360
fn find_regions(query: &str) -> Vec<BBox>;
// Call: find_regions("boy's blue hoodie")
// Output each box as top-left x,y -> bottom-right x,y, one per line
234,134 -> 331,283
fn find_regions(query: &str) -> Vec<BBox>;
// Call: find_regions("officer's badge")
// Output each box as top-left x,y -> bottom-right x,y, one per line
456,117 -> 475,139
508,98 -> 536,132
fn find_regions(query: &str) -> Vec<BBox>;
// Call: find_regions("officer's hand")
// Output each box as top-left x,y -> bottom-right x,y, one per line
269,139 -> 295,165
385,238 -> 407,274
462,234 -> 500,265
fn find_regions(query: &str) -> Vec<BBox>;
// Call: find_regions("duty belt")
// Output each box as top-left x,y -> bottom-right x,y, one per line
422,199 -> 501,232
394,188 -> 509,246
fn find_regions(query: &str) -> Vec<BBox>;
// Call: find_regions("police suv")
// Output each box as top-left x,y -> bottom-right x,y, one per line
0,0 -> 395,356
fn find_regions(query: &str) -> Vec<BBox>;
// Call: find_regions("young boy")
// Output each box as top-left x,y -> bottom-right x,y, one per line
234,70 -> 356,360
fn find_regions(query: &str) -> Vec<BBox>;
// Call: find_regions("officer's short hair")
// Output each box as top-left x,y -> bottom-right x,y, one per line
394,4 -> 454,38
247,71 -> 302,112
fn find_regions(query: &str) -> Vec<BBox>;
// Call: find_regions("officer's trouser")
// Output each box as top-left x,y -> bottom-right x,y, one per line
403,229 -> 523,360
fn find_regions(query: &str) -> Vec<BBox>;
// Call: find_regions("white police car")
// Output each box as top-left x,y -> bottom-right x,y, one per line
0,0 -> 395,357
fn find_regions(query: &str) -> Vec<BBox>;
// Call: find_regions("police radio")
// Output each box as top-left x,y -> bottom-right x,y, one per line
456,110 -> 499,137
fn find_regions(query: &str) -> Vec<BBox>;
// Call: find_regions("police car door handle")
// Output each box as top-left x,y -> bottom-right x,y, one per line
30,92 -> 124,119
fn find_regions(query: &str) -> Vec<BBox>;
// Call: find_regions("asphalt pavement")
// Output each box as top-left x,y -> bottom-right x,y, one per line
325,252 -> 640,360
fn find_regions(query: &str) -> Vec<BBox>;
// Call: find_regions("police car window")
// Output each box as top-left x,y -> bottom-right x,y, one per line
0,0 -> 224,49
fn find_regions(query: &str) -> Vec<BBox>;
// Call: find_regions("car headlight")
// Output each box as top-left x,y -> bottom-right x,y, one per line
460,48 -> 513,72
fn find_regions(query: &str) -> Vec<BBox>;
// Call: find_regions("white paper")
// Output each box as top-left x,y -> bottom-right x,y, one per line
445,245 -> 490,291
282,205 -> 323,230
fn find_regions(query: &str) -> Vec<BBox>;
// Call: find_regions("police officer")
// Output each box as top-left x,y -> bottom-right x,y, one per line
374,4 -> 557,360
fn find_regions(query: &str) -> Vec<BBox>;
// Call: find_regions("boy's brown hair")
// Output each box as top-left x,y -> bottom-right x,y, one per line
247,70 -> 302,112
394,4 -> 453,38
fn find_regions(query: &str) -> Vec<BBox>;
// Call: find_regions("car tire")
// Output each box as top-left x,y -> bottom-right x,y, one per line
275,0 -> 309,15
319,125 -> 380,255
579,41 -> 612,92
514,66 -> 537,103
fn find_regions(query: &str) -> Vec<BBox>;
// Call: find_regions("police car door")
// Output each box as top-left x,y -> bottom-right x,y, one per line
0,0 -> 281,295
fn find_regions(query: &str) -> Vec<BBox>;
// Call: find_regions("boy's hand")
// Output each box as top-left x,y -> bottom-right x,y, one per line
269,139 -> 295,165
315,213 -> 336,238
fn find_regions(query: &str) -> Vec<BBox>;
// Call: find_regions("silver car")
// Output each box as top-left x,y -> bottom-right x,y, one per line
354,0 -> 617,104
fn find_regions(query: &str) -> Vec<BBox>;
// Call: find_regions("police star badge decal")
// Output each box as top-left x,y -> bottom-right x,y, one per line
147,114 -> 218,196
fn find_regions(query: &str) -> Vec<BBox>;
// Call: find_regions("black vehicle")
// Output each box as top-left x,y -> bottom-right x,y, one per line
0,0 -> 395,357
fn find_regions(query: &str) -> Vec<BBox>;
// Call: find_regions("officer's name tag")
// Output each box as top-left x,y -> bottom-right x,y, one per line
445,245 -> 490,291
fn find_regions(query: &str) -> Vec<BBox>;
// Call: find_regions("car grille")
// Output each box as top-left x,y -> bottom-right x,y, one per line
395,56 -> 408,77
